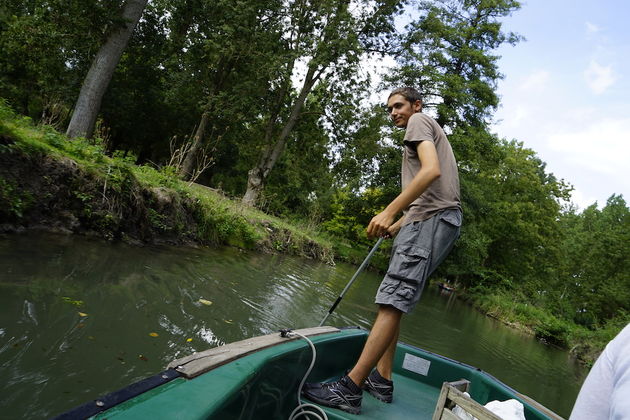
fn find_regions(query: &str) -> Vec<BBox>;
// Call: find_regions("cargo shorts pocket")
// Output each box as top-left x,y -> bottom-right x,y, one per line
378,277 -> 418,301
439,209 -> 462,229
386,244 -> 430,283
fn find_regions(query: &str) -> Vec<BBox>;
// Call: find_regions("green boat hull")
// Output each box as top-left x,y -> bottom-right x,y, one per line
56,326 -> 562,419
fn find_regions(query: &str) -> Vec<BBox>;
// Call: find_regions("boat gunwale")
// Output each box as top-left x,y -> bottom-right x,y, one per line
50,368 -> 181,420
168,325 -> 340,379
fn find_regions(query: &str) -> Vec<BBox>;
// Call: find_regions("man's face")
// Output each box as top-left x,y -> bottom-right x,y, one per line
386,94 -> 421,128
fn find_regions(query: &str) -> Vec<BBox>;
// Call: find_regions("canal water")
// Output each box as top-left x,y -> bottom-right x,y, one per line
0,233 -> 588,419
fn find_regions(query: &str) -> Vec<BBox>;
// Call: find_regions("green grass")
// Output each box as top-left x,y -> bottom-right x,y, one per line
0,100 -> 333,259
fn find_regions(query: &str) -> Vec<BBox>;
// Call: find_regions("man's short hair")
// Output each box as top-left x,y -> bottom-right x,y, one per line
388,87 -> 422,105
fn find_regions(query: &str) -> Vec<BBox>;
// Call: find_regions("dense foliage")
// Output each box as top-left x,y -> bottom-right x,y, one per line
0,0 -> 628,345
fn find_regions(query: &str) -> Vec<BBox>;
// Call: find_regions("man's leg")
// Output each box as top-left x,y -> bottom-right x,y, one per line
302,211 -> 461,413
375,321 -> 400,380
347,304 -> 402,386
301,304 -> 401,413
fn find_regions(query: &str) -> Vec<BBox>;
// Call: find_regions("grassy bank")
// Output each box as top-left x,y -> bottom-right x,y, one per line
468,289 -> 626,366
0,101 -> 345,263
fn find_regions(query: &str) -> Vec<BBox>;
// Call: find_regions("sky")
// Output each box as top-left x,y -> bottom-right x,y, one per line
492,0 -> 630,210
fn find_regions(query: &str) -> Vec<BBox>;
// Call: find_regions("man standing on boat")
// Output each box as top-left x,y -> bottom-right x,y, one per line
303,87 -> 462,414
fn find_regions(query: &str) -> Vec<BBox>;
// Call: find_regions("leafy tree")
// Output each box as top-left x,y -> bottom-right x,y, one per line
242,0 -> 403,205
66,0 -> 148,139
482,140 -> 570,288
559,195 -> 630,327
99,3 -> 172,160
386,0 -> 522,129
171,0 -> 288,180
330,104 -> 398,192
0,0 -> 119,119
259,96 -> 335,219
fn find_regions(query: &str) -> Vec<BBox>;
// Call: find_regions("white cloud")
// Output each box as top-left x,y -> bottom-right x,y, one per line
495,104 -> 630,209
519,70 -> 550,92
547,117 -> 630,175
570,188 -> 600,211
585,21 -> 601,34
543,117 -> 630,209
498,105 -> 530,129
584,60 -> 617,94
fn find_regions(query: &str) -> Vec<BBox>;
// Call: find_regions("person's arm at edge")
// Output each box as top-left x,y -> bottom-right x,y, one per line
367,140 -> 441,239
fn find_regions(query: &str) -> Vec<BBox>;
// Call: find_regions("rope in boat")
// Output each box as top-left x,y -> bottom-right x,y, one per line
284,330 -> 328,420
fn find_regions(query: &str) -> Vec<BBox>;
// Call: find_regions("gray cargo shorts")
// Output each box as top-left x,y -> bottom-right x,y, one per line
374,208 -> 462,313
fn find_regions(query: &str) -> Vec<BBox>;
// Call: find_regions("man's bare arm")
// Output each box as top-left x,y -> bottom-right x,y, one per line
367,141 -> 441,239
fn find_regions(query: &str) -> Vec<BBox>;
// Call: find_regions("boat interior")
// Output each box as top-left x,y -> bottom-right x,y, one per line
78,326 -> 561,420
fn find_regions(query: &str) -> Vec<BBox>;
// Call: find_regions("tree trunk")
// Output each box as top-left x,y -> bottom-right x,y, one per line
180,111 -> 210,180
66,0 -> 148,139
242,63 -> 321,206
179,55 -> 237,180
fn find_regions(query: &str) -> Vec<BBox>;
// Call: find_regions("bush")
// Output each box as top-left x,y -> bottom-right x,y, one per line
534,316 -> 570,347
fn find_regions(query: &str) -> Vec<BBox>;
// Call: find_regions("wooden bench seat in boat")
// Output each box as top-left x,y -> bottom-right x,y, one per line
432,379 -> 503,420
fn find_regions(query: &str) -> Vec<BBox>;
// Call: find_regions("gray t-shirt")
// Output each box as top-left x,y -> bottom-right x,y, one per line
401,113 -> 461,225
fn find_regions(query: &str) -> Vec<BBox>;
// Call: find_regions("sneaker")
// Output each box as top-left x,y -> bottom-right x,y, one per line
363,369 -> 393,403
302,374 -> 363,414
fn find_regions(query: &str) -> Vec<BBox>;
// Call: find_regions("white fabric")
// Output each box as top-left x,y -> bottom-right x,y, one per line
452,404 -> 476,420
452,392 -> 526,420
569,323 -> 630,420
484,399 -> 526,420
452,392 -> 476,420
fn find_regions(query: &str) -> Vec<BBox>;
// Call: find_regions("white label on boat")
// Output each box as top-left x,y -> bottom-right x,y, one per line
402,353 -> 431,376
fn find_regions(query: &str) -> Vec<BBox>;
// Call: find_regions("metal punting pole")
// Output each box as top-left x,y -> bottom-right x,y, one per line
319,237 -> 385,327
